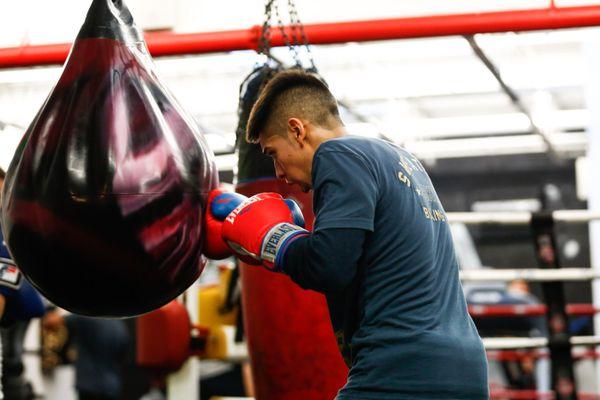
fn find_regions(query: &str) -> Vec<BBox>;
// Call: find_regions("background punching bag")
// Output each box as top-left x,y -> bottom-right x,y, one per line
1,0 -> 217,317
236,65 -> 348,399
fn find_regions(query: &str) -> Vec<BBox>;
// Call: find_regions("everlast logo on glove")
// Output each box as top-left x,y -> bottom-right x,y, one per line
225,196 -> 263,224
261,223 -> 302,263
221,192 -> 308,271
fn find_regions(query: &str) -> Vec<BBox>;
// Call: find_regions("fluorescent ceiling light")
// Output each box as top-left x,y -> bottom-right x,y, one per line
405,132 -> 586,159
390,109 -> 589,141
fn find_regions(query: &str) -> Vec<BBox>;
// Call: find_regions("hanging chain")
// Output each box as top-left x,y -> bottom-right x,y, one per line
273,1 -> 296,60
286,0 -> 302,66
286,0 -> 316,70
258,0 -> 317,70
258,0 -> 275,57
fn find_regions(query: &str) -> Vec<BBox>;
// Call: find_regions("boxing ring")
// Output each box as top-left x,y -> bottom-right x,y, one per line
446,210 -> 600,399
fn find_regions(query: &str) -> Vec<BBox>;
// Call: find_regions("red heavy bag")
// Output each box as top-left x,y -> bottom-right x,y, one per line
237,179 -> 348,400
136,300 -> 191,374
0,0 -> 216,317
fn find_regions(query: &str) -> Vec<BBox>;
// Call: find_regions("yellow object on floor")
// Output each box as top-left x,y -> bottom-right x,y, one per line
198,266 -> 241,359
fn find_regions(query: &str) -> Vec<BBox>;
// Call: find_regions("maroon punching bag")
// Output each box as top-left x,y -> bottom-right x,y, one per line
235,66 -> 348,399
0,0 -> 216,317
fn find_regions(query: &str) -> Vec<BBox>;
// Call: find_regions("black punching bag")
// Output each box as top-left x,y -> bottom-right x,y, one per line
0,0 -> 217,317
236,64 -> 281,182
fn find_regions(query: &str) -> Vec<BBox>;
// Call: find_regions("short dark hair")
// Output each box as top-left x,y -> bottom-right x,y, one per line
0,168 -> 5,180
246,69 -> 342,143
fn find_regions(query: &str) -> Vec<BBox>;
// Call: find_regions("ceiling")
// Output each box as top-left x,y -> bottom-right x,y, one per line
0,0 -> 599,171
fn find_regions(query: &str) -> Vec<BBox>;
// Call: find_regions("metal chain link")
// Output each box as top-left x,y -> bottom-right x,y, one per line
258,0 -> 316,70
258,0 -> 275,57
273,1 -> 296,60
286,0 -> 302,60
287,0 -> 303,46
286,0 -> 316,70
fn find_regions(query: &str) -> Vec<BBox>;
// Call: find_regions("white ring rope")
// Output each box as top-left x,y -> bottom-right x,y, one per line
483,336 -> 600,350
447,210 -> 600,225
460,268 -> 598,282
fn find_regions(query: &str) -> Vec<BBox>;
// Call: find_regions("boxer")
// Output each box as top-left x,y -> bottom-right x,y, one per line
206,70 -> 489,399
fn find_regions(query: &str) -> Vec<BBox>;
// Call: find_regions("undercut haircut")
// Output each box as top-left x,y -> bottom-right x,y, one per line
246,69 -> 342,143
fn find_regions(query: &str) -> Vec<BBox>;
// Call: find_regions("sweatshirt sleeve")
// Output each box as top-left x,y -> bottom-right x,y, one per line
281,228 -> 366,293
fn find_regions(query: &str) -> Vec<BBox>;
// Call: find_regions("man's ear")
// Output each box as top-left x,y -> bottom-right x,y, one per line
288,118 -> 307,146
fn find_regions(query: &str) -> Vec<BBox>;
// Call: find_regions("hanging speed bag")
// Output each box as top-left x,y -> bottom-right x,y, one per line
0,0 -> 217,317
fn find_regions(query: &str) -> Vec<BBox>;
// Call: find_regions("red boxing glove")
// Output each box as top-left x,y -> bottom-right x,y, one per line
222,193 -> 308,271
203,188 -> 247,259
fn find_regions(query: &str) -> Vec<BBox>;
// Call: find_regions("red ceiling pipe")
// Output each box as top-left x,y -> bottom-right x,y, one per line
2,5 -> 600,68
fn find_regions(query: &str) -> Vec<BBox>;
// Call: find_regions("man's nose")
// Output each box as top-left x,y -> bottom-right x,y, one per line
274,162 -> 285,180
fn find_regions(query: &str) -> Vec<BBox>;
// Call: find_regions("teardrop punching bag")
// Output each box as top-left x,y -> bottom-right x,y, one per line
0,0 -> 217,317
236,65 -> 348,399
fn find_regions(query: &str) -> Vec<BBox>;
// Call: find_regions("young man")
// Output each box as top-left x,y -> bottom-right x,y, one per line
213,70 -> 489,399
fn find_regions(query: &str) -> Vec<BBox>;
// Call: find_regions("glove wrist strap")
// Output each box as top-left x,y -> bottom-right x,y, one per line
261,222 -> 308,272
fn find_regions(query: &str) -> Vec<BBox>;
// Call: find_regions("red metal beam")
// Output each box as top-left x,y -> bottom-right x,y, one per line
2,5 -> 600,69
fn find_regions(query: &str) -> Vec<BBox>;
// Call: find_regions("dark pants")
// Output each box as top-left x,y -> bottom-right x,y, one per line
78,391 -> 118,400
